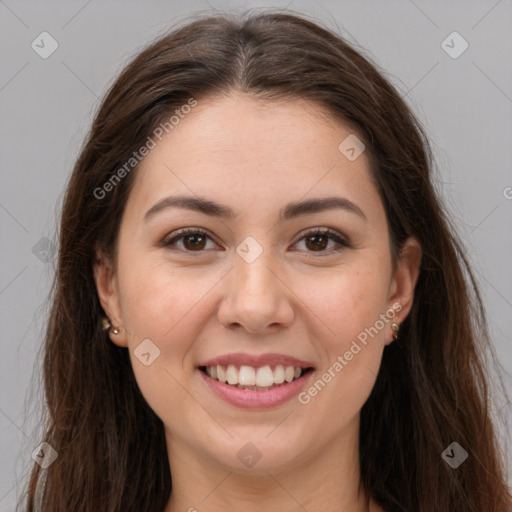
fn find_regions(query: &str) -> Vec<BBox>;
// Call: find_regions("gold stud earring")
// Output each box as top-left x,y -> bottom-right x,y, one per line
101,317 -> 111,331
102,316 -> 120,334
391,322 -> 400,340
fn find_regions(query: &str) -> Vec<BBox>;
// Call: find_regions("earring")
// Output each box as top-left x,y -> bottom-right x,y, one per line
101,317 -> 111,331
391,322 -> 400,340
102,316 -> 120,334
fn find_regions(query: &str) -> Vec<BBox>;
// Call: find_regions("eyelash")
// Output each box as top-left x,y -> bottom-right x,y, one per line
161,227 -> 350,257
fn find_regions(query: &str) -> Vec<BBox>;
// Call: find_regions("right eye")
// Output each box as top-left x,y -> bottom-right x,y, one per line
161,227 -> 220,253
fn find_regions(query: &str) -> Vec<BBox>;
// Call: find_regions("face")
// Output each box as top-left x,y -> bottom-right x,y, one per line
94,92 -> 421,475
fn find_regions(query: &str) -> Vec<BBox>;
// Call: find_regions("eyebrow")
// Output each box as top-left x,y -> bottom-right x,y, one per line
143,195 -> 367,222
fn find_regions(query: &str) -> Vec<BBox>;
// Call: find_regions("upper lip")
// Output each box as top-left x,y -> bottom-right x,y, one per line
198,352 -> 316,369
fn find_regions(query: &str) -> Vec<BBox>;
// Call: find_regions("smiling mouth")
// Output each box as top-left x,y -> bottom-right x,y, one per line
198,364 -> 315,391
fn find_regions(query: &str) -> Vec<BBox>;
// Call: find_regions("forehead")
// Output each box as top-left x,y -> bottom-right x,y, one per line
126,92 -> 383,223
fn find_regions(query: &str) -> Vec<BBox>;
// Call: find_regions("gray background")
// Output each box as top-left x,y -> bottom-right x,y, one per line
1,0 -> 511,509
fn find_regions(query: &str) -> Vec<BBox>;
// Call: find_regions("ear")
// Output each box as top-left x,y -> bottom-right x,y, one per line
93,247 -> 128,347
386,237 -> 422,344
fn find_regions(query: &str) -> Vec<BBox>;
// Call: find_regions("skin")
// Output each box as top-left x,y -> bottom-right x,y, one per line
94,91 -> 421,512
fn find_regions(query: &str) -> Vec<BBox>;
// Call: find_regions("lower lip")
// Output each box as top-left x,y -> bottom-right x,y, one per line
198,369 -> 314,409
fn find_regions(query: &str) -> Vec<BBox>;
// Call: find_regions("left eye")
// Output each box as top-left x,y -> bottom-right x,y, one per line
292,228 -> 350,256
161,227 -> 349,255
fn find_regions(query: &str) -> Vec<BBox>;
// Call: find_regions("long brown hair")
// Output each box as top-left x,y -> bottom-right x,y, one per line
19,9 -> 511,511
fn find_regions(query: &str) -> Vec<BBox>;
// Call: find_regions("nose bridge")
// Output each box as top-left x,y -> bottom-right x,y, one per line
234,243 -> 282,308
217,237 -> 294,332
235,251 -> 277,300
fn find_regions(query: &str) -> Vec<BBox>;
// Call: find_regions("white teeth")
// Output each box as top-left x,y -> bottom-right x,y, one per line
274,364 -> 285,384
217,365 -> 227,383
204,364 -> 306,388
239,365 -> 256,385
255,366 -> 274,387
226,364 -> 238,385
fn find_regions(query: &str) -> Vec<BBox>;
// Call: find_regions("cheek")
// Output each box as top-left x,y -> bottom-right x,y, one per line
117,256 -> 209,339
296,261 -> 391,419
116,259 -> 214,421
303,262 -> 391,348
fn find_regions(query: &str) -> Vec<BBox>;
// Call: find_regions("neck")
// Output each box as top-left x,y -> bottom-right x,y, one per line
163,419 -> 379,512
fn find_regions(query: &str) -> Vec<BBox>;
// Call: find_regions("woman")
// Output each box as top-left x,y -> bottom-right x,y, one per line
20,9 -> 512,512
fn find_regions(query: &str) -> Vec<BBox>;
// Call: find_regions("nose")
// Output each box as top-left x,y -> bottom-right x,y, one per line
217,249 -> 295,334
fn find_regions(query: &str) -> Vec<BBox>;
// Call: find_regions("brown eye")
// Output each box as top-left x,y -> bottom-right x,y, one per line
162,227 -> 349,256
182,233 -> 207,250
304,233 -> 329,251
293,228 -> 349,256
162,228 -> 217,252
